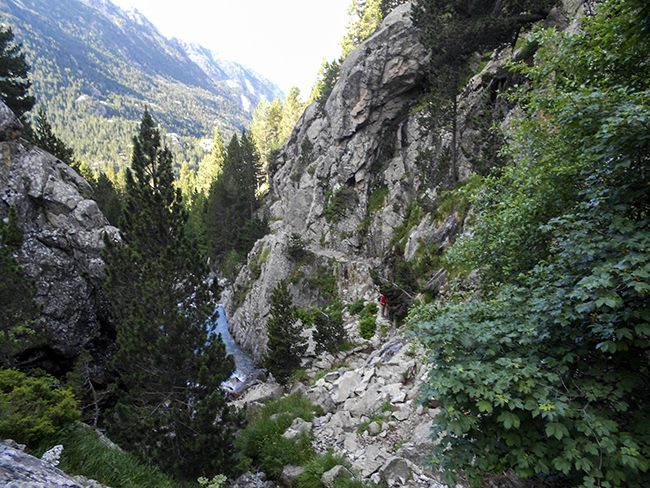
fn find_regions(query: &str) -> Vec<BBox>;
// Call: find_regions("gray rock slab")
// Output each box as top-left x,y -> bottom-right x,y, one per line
321,465 -> 352,488
333,371 -> 362,403
0,442 -> 83,487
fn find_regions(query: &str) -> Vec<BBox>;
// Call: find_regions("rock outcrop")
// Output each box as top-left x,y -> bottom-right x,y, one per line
0,439 -> 109,488
223,5 -> 453,364
0,102 -> 119,378
224,0 -> 585,365
225,3 -> 587,485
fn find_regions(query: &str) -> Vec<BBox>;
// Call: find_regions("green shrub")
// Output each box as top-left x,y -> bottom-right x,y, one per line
288,233 -> 310,261
296,450 -> 349,488
323,188 -> 358,223
0,369 -> 80,446
348,298 -> 365,315
357,413 -> 386,434
363,302 -> 378,316
290,368 -> 310,384
236,393 -> 321,477
412,3 -> 650,485
368,188 -> 389,214
391,202 -> 422,251
36,425 -> 182,488
307,263 -> 338,303
358,302 -> 378,339
358,315 -> 376,340
433,173 -> 484,224
300,138 -> 314,168
259,432 -> 314,479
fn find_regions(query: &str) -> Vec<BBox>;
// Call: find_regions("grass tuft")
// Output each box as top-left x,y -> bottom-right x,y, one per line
36,424 -> 183,488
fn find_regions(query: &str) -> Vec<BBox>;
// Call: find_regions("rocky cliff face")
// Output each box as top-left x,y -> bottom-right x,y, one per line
0,102 -> 118,378
223,4 -> 467,364
223,2 -> 582,365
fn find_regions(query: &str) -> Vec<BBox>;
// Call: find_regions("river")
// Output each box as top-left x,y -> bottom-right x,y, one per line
209,306 -> 255,378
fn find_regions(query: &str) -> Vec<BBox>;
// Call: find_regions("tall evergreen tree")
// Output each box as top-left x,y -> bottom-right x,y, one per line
340,0 -> 383,58
280,86 -> 304,142
266,97 -> 284,151
92,173 -> 122,227
102,108 -> 241,480
309,58 -> 342,114
32,107 -> 75,165
202,130 -> 267,266
197,127 -> 225,194
0,27 -> 34,119
177,160 -> 196,200
249,98 -> 271,159
412,0 -> 555,182
263,280 -> 307,384
0,207 -> 39,369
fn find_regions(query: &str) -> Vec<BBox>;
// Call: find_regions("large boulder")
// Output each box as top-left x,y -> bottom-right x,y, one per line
0,102 -> 119,378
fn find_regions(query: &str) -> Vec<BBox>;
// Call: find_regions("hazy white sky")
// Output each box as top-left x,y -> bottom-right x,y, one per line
109,0 -> 351,99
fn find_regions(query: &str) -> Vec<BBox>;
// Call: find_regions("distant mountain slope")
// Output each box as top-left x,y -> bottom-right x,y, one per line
0,0 -> 284,169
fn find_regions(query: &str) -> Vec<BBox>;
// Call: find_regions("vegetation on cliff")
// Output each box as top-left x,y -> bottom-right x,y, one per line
0,207 -> 41,370
412,0 -> 557,181
411,0 -> 650,485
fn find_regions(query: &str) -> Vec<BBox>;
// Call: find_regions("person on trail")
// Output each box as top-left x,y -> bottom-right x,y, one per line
379,295 -> 387,317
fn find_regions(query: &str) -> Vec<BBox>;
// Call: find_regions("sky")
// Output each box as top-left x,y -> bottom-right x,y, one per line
109,0 -> 352,99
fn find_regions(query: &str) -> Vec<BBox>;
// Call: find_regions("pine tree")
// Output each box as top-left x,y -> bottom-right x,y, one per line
0,207 -> 40,369
280,86 -> 304,142
311,304 -> 346,355
197,127 -> 225,194
263,280 -> 307,384
0,27 -> 34,119
309,59 -> 342,114
202,130 -> 267,265
412,0 -> 556,182
93,171 -> 123,227
266,97 -> 284,151
340,0 -> 383,58
32,107 -> 75,165
102,108 -> 241,480
177,160 -> 196,200
249,98 -> 271,159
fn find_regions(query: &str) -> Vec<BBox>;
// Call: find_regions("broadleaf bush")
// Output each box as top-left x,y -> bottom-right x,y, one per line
411,1 -> 650,486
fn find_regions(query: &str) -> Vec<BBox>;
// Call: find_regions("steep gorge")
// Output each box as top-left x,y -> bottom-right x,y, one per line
223,2 -> 581,364
0,1 -> 601,486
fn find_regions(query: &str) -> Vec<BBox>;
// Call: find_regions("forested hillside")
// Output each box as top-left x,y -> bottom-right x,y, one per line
0,0 -> 283,171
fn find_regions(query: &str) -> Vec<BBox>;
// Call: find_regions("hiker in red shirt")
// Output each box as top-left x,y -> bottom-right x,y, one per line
379,295 -> 387,317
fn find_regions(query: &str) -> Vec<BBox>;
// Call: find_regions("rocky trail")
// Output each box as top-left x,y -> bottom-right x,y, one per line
230,311 -> 452,488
